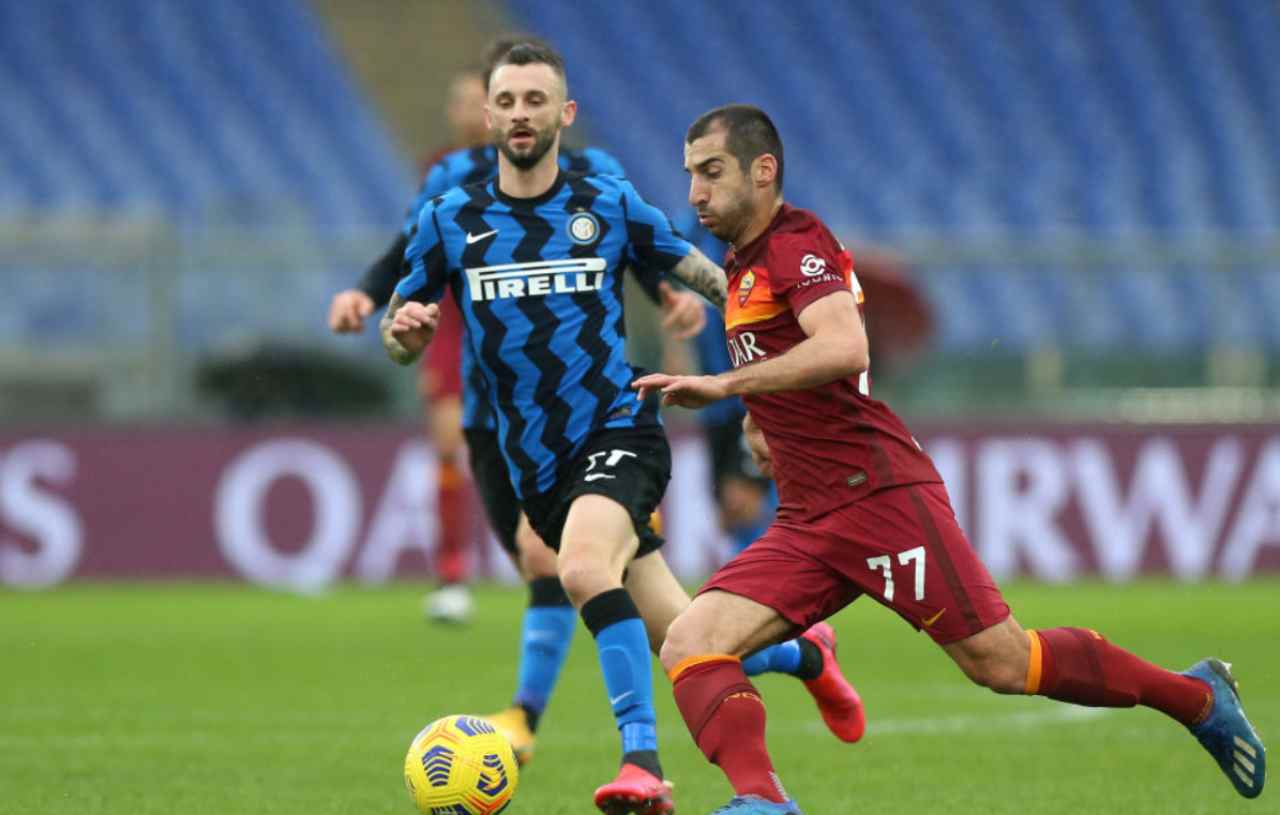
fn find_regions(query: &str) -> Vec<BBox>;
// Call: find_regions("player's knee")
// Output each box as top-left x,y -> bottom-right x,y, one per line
659,612 -> 711,673
965,655 -> 1027,695
557,554 -> 613,606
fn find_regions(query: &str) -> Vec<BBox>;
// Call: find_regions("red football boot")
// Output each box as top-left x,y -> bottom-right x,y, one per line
593,763 -> 675,815
800,622 -> 866,743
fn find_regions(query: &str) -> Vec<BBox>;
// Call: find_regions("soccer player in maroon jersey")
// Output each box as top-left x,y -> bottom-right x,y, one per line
634,105 -> 1265,813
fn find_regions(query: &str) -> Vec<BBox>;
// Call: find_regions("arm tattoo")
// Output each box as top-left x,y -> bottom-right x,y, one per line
669,248 -> 728,310
380,293 -> 418,365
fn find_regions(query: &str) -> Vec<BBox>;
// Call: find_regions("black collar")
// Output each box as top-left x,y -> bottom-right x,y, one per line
492,169 -> 567,209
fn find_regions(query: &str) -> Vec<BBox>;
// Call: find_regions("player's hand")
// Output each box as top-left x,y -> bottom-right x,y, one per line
742,412 -> 773,479
632,372 -> 729,409
329,290 -> 375,333
658,282 -> 707,340
388,301 -> 440,356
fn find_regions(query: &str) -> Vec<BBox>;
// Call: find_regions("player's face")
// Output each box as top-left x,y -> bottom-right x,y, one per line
486,63 -> 576,171
446,74 -> 488,146
684,129 -> 755,243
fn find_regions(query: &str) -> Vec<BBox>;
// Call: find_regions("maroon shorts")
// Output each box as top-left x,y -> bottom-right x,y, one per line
420,296 -> 464,401
699,482 -> 1009,645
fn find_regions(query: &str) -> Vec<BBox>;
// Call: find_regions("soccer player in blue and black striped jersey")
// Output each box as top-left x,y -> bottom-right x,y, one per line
331,38 -> 708,770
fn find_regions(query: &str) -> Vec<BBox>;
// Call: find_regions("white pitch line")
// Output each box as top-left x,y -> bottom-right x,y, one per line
799,704 -> 1111,737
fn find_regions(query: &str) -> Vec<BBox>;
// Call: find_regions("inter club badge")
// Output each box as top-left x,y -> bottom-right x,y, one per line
567,211 -> 600,245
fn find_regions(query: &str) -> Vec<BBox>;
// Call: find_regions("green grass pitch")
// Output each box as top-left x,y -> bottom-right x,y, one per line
3,580 -> 1276,814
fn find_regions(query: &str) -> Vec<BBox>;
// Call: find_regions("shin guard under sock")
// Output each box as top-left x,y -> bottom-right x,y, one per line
1027,628 -> 1212,725
670,655 -> 788,803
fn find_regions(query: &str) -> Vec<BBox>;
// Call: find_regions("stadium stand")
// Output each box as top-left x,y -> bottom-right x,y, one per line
0,0 -> 410,366
0,0 -> 407,227
0,0 -> 1276,386
503,0 -> 1280,352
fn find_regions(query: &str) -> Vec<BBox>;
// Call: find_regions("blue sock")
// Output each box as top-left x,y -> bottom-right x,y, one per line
581,588 -> 661,776
742,639 -> 804,677
513,578 -> 577,728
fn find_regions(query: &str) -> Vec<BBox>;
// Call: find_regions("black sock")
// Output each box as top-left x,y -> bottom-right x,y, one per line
519,702 -> 542,734
528,576 -> 571,608
622,748 -> 663,779
795,638 -> 824,681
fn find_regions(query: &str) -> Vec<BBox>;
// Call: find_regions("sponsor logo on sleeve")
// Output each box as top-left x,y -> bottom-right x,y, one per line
800,253 -> 827,276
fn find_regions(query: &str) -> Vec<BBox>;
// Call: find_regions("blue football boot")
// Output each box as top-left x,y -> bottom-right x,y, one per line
711,795 -> 803,815
1184,658 -> 1265,798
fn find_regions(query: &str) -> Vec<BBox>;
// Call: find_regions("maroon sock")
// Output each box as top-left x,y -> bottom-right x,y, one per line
670,656 -> 788,803
1028,628 -> 1212,726
434,458 -> 470,583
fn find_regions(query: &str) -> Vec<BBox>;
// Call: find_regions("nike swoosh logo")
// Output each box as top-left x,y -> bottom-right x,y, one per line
922,608 -> 947,628
584,473 -> 616,481
465,229 -> 498,245
609,691 -> 634,706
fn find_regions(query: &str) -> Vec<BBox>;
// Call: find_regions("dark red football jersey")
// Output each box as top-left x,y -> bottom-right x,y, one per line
723,204 -> 941,522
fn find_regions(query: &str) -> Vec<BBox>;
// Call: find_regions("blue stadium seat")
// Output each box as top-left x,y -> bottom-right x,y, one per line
0,0 -> 408,227
503,0 -> 1280,350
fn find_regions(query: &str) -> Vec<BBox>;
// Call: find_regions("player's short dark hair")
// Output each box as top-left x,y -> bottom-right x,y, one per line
483,36 -> 567,94
686,104 -> 785,192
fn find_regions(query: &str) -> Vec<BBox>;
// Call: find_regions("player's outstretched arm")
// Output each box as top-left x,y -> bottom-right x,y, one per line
354,232 -> 412,311
328,289 -> 375,333
667,246 -> 728,310
380,293 -> 439,365
635,290 -> 868,405
723,289 -> 868,395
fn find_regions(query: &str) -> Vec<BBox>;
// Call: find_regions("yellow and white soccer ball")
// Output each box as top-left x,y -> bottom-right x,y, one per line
404,715 -> 519,815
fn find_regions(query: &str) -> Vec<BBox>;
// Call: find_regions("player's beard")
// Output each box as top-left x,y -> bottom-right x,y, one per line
703,192 -> 756,244
496,123 -> 558,170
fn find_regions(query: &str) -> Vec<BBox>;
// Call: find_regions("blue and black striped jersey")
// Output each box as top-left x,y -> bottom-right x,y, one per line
397,171 -> 693,499
405,144 -> 627,431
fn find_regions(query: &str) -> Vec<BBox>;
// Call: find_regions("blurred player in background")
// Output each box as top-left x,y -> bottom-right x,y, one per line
384,45 -> 865,814
330,63 -> 493,624
637,104 -> 1266,813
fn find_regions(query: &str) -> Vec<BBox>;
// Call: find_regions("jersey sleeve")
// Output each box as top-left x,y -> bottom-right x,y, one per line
396,204 -> 450,304
356,231 -> 411,309
618,179 -> 693,274
584,147 -> 627,178
400,161 -> 452,235
766,232 -> 854,316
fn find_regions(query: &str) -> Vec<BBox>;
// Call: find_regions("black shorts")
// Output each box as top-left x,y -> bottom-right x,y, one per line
705,417 -> 771,500
521,425 -> 671,558
464,427 -> 521,556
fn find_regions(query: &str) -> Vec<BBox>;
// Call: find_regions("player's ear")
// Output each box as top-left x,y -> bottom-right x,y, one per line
560,98 -> 577,128
753,154 -> 778,190
483,103 -> 493,131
